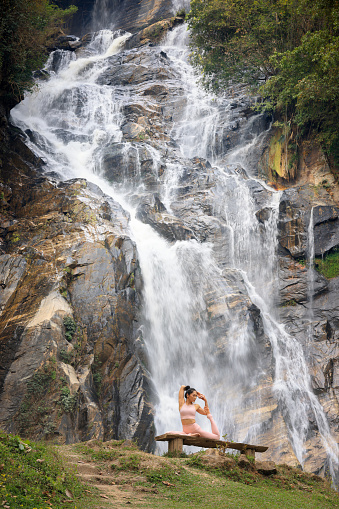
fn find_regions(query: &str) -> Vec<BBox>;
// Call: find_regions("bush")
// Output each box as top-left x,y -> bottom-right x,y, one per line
63,316 -> 76,341
187,0 -> 339,163
315,249 -> 339,278
0,0 -> 77,111
60,385 -> 77,413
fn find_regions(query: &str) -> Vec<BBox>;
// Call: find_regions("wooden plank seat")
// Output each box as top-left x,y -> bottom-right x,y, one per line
155,433 -> 268,459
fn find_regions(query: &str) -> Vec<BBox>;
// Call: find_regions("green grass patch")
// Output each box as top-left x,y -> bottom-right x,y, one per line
60,440 -> 338,509
138,458 -> 339,509
0,431 -> 98,509
315,250 -> 339,279
74,443 -> 122,462
112,453 -> 141,471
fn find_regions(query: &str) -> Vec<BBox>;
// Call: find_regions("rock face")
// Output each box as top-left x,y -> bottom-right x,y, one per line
0,127 -> 155,449
61,0 -> 180,35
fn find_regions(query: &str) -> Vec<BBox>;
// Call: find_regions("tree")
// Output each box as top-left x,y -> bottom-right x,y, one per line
187,0 -> 339,162
0,0 -> 77,112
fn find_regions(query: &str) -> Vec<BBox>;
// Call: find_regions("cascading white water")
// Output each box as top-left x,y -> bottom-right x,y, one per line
10,13 -> 338,481
307,207 -> 315,344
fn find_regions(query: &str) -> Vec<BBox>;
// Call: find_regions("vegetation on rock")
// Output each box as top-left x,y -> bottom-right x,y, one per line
0,0 -> 77,110
187,0 -> 339,164
315,249 -> 339,279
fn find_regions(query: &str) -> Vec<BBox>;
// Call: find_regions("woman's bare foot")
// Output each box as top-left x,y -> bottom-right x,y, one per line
188,433 -> 200,437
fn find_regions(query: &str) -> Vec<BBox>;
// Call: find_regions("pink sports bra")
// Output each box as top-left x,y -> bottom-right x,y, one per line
180,403 -> 196,420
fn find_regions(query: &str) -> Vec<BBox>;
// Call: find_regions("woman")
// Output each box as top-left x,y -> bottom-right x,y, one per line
176,385 -> 220,439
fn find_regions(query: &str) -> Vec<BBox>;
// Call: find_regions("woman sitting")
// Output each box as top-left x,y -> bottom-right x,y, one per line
175,384 -> 220,439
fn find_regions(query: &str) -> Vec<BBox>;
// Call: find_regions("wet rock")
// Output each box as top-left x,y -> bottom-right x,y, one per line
122,122 -> 146,140
52,35 -> 81,52
98,0 -> 174,35
136,196 -> 195,241
278,255 -> 328,304
256,207 -> 271,224
278,188 -> 339,259
313,205 -> 339,256
100,142 -> 160,189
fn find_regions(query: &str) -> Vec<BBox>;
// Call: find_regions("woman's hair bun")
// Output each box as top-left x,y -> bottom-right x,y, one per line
184,385 -> 190,391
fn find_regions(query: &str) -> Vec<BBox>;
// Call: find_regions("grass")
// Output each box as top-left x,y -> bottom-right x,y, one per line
0,431 -> 100,509
315,250 -> 339,279
69,440 -> 338,509
1,433 -> 338,509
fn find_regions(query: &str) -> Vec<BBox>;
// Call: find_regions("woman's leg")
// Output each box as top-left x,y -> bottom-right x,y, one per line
183,422 -> 220,440
207,414 -> 220,439
182,423 -> 200,436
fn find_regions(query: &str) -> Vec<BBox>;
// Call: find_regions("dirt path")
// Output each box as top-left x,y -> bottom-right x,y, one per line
58,444 -> 159,509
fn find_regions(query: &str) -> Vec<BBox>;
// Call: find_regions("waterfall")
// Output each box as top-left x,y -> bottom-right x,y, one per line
10,15 -> 338,480
91,0 -> 118,31
307,207 -> 315,344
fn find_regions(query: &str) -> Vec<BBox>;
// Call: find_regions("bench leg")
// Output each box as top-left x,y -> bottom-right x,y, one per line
168,438 -> 183,454
244,448 -> 255,460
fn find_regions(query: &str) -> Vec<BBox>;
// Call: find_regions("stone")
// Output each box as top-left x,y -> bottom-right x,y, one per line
238,454 -> 253,470
200,452 -> 236,470
59,363 -> 80,395
136,197 -> 195,242
256,460 -> 277,475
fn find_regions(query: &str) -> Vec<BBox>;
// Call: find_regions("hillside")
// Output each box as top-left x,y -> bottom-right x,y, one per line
1,431 -> 339,509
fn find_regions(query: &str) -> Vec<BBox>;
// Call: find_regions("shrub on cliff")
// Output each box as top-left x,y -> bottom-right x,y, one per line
187,0 -> 339,163
0,0 -> 77,112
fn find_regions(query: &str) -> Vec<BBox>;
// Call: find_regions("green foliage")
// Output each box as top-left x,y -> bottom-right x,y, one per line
315,249 -> 339,278
176,8 -> 187,18
63,316 -> 76,341
91,355 -> 103,395
59,347 -> 72,364
60,385 -> 77,413
18,364 -> 56,433
186,451 -> 205,468
187,0 -> 339,163
280,299 -> 298,307
0,431 -> 94,509
146,464 -> 188,484
163,451 -> 188,458
0,0 -> 77,109
27,367 -> 56,395
262,29 -> 339,160
93,371 -> 103,387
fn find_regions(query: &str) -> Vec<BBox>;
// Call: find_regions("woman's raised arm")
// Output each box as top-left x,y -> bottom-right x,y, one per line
179,385 -> 186,410
196,392 -> 210,416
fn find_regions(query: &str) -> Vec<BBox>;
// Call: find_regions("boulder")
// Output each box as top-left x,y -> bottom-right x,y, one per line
238,454 -> 254,470
256,460 -> 277,475
136,196 -> 195,241
200,451 -> 236,470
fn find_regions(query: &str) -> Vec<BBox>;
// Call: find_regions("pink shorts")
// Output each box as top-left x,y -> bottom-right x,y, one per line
169,423 -> 220,440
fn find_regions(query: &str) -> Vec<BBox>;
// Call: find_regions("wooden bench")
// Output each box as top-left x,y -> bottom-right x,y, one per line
155,433 -> 268,459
